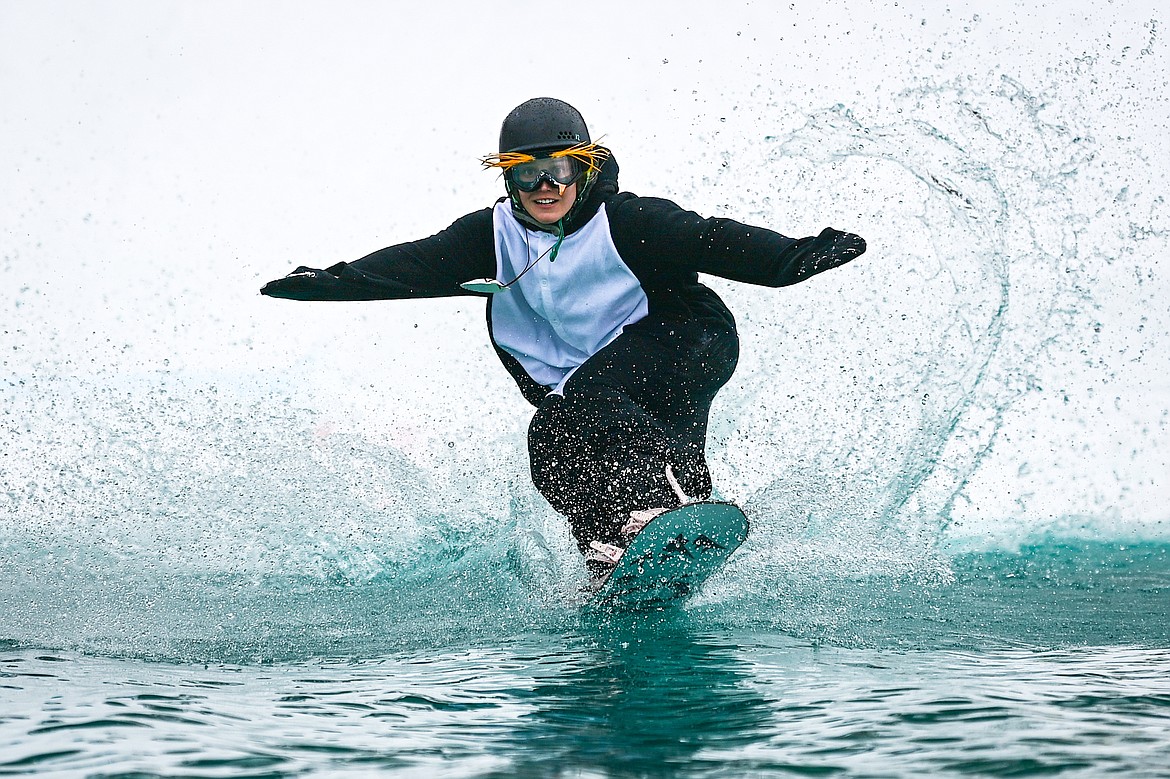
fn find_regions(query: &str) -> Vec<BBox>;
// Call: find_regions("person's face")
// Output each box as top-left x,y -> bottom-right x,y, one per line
517,179 -> 578,224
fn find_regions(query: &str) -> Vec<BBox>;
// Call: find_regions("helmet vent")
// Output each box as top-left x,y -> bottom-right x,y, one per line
558,131 -> 582,141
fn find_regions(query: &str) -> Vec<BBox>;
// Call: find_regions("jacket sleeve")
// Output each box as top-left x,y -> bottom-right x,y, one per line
607,195 -> 865,287
260,208 -> 497,301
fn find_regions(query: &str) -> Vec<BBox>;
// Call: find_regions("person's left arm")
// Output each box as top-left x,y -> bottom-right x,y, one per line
607,195 -> 865,286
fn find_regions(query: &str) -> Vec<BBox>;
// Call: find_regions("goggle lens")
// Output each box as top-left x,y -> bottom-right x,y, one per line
508,156 -> 581,192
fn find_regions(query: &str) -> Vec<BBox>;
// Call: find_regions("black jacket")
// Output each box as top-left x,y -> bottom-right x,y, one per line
261,152 -> 866,404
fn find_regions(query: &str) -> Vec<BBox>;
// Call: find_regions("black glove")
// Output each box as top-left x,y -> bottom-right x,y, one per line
260,263 -> 351,300
794,228 -> 866,278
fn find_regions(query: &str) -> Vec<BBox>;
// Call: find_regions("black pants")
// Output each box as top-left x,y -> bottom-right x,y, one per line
527,316 -> 739,554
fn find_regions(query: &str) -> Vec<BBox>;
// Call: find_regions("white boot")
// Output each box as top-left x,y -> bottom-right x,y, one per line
586,540 -> 625,566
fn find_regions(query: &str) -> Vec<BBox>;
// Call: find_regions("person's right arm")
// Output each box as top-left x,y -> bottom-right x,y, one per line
260,208 -> 497,301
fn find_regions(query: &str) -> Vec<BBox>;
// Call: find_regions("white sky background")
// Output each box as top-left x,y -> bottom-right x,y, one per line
2,0 -> 1167,537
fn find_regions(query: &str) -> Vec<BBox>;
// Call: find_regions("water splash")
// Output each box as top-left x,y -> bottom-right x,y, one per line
706,72 -> 1155,592
3,62 -> 1167,657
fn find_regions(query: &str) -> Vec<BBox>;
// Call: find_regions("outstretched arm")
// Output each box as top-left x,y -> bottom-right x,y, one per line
765,226 -> 867,283
260,208 -> 497,301
609,195 -> 865,287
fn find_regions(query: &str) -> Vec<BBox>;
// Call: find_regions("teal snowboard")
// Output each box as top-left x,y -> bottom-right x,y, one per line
590,501 -> 749,610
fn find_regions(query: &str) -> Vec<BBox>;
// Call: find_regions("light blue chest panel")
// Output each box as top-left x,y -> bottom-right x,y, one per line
490,202 -> 649,394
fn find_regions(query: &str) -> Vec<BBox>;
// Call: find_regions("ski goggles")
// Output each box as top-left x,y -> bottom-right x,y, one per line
505,156 -> 582,192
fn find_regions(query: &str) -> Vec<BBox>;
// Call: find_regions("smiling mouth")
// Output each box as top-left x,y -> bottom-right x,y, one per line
534,198 -> 557,205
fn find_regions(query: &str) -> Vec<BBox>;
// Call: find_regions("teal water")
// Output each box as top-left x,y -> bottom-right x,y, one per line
3,543 -> 1169,777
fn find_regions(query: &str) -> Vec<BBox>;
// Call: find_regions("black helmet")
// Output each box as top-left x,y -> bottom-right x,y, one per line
499,98 -> 590,155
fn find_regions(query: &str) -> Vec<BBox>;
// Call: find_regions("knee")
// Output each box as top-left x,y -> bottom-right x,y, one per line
527,403 -> 560,474
527,396 -> 587,491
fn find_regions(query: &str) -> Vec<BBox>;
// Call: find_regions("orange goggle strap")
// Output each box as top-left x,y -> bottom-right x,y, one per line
480,141 -> 611,181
